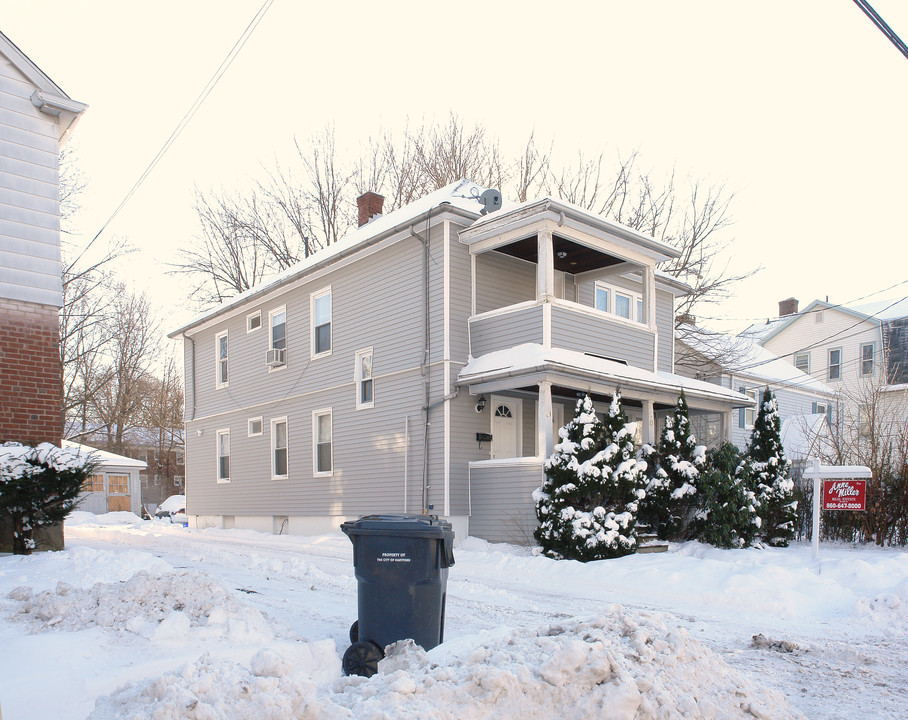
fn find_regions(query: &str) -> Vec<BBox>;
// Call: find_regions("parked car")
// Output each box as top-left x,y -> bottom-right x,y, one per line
154,495 -> 186,523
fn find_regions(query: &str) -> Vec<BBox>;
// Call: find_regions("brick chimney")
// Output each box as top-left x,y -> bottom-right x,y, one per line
357,191 -> 384,227
779,297 -> 799,317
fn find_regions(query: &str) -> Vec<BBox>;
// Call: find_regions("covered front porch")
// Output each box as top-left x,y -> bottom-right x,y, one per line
459,345 -> 749,544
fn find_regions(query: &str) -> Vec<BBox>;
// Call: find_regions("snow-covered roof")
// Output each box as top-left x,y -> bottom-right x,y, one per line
458,343 -> 750,407
170,179 -> 502,337
741,295 -> 908,346
739,316 -> 789,342
851,296 -> 908,322
61,441 -> 148,470
678,330 -> 834,396
780,414 -> 835,462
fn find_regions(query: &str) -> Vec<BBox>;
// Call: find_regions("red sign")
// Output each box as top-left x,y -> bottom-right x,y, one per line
823,479 -> 867,511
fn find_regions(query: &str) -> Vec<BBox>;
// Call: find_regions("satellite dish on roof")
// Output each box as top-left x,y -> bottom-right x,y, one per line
478,188 -> 502,215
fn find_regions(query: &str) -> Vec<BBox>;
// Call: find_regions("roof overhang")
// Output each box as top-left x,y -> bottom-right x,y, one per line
459,198 -> 681,275
458,344 -> 750,412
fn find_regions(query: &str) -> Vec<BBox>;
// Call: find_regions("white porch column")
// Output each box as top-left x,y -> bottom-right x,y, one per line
724,410 -> 734,442
644,265 -> 656,328
642,399 -> 656,446
537,228 -> 555,302
537,380 -> 554,457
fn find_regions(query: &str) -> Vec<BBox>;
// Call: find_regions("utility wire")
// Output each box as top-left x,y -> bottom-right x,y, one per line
67,0 -> 275,272
851,0 -> 908,61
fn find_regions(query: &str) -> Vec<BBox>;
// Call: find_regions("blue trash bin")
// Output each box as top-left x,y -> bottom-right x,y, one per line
340,514 -> 455,676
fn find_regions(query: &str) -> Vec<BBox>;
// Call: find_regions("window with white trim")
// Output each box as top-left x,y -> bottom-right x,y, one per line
745,389 -> 758,427
860,343 -> 874,377
828,348 -> 842,381
248,417 -> 263,436
594,281 -> 644,323
794,352 -> 810,374
268,306 -> 287,370
595,285 -> 609,312
215,331 -> 228,388
313,409 -> 332,475
247,311 -> 262,333
216,429 -> 230,483
270,306 -> 286,350
355,347 -> 374,409
311,287 -> 332,357
859,404 -> 872,437
272,417 -> 288,478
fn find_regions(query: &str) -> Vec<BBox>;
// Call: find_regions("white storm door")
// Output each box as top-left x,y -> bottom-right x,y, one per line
491,396 -> 522,459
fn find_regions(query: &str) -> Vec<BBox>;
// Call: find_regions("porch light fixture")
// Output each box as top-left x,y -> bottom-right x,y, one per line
556,250 -> 568,259
475,395 -> 487,413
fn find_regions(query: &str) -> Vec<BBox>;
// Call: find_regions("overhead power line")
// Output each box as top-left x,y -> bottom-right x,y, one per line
68,0 -> 275,272
851,0 -> 908,61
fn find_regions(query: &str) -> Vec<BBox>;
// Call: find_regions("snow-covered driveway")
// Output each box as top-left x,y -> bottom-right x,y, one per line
1,514 -> 906,719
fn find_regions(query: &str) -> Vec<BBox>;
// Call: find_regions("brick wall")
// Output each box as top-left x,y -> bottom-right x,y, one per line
0,298 -> 62,443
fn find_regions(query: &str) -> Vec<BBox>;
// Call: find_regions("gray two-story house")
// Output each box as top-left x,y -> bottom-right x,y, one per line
170,180 -> 748,543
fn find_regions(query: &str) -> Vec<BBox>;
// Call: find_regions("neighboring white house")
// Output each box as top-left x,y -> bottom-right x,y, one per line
675,325 -> 837,462
742,296 -> 908,448
62,441 -> 146,516
169,180 -> 751,544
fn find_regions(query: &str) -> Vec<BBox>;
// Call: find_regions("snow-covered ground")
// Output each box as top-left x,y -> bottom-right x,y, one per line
1,513 -> 906,719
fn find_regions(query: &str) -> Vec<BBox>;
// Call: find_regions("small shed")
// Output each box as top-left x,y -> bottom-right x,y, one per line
63,441 -> 146,515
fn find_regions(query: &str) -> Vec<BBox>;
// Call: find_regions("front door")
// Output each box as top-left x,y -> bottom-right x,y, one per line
491,395 -> 522,459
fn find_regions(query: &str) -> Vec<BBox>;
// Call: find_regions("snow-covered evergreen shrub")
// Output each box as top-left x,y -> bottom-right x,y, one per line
534,393 -> 646,561
689,442 -> 761,549
0,442 -> 95,555
746,388 -> 796,547
639,391 -> 704,541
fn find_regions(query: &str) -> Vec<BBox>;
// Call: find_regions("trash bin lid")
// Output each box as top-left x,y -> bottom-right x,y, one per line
341,514 -> 452,538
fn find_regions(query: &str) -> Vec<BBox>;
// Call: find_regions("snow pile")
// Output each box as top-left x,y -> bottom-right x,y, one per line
324,610 -> 801,719
87,607 -> 801,719
852,577 -> 908,633
7,568 -> 272,643
88,644 -> 340,720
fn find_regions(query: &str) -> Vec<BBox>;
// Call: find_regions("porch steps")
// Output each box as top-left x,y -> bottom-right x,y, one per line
637,531 -> 668,554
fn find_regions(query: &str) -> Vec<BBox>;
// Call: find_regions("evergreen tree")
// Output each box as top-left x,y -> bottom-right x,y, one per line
639,391 -> 704,540
689,442 -> 761,548
747,388 -> 796,547
0,443 -> 95,555
534,393 -> 646,561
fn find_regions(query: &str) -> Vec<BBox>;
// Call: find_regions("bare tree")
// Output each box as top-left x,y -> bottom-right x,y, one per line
174,115 -> 749,324
89,289 -> 160,454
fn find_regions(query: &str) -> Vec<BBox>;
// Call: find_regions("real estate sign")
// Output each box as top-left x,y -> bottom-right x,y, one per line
823,480 -> 867,511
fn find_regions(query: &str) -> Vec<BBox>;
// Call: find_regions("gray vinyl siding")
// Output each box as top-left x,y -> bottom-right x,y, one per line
447,392 -> 491,516
470,304 -> 544,357
468,461 -> 544,544
448,222 -> 473,363
0,55 -> 64,307
550,304 -> 654,369
656,288 -> 674,373
185,226 -> 443,518
475,251 -> 536,314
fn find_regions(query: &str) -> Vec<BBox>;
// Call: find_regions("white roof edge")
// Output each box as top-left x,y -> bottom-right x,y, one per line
458,343 -> 750,406
463,196 -> 682,261
0,30 -> 86,107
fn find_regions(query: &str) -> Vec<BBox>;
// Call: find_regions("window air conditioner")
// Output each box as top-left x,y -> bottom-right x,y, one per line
266,348 -> 286,367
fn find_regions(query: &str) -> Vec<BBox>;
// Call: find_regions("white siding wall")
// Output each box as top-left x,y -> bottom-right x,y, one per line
0,55 -> 63,307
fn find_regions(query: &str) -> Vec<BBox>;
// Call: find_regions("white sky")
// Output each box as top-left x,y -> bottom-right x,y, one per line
5,0 -> 908,339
